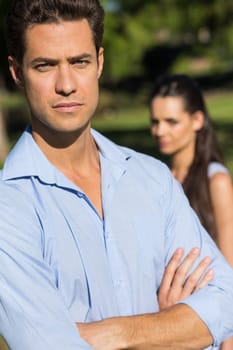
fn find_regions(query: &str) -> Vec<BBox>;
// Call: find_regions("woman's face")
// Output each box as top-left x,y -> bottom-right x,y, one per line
150,96 -> 202,155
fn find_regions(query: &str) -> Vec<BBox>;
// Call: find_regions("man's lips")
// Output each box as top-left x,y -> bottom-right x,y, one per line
53,102 -> 84,112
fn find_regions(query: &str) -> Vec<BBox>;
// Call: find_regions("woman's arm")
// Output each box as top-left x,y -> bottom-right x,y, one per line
210,172 -> 233,350
210,172 -> 233,266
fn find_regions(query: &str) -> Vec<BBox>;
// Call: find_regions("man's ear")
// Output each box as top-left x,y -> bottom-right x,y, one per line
97,47 -> 104,79
8,56 -> 24,88
192,110 -> 204,131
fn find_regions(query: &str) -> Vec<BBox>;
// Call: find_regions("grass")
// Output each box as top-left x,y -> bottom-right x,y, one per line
206,91 -> 233,121
205,91 -> 233,175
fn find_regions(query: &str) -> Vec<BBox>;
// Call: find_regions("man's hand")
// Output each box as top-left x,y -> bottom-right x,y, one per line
158,247 -> 214,310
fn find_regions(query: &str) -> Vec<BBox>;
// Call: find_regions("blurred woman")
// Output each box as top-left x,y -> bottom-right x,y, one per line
149,74 -> 233,349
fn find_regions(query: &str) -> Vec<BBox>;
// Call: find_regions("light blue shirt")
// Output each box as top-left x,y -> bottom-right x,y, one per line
208,162 -> 229,178
0,127 -> 233,349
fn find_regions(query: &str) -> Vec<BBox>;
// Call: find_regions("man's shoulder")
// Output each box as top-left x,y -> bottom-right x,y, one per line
118,143 -> 172,183
0,179 -> 33,208
92,129 -> 172,188
92,128 -> 170,172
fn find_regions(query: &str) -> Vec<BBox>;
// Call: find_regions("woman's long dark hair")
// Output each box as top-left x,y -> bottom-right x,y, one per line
150,74 -> 225,238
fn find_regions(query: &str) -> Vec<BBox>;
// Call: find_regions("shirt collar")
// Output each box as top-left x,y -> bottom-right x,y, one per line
1,126 -> 132,185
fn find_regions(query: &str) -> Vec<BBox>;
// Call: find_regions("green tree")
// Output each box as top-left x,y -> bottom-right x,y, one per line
101,0 -> 233,83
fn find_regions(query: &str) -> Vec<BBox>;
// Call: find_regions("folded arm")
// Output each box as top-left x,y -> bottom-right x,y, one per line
78,248 -> 214,350
78,303 -> 212,350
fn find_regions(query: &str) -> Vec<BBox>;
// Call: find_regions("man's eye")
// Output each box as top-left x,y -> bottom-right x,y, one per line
35,63 -> 51,71
74,60 -> 90,67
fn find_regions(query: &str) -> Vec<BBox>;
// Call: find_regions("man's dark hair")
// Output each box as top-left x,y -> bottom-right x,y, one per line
6,0 -> 105,63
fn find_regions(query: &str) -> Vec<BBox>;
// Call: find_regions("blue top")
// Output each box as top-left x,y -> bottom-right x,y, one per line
208,162 -> 229,178
0,127 -> 233,350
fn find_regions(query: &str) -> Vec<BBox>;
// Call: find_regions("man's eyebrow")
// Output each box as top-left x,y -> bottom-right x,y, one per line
68,53 -> 93,63
30,57 -> 58,65
30,53 -> 94,65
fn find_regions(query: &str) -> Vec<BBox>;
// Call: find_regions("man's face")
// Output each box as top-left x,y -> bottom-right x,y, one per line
9,19 -> 104,140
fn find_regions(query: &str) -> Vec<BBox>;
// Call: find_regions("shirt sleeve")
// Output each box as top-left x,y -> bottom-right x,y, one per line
208,162 -> 229,178
163,174 -> 233,348
0,183 -> 92,350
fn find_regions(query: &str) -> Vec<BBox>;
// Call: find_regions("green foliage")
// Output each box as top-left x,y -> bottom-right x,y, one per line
100,0 -> 233,83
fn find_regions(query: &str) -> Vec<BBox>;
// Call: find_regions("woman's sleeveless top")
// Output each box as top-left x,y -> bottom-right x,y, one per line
208,162 -> 229,178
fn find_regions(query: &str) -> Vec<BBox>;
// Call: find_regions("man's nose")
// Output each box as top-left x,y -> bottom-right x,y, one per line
55,66 -> 77,96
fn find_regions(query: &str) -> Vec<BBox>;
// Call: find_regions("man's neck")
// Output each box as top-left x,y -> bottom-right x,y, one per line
32,125 -> 103,217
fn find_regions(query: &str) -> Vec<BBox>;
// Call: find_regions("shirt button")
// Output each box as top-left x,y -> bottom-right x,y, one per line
116,280 -> 123,288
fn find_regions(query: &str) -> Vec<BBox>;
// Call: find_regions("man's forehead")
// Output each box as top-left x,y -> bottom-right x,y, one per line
23,19 -> 96,57
25,19 -> 92,38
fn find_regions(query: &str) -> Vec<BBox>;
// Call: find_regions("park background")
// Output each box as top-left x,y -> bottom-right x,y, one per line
0,0 -> 232,176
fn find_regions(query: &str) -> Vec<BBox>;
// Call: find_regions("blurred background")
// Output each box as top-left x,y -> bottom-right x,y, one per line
0,0 -> 233,174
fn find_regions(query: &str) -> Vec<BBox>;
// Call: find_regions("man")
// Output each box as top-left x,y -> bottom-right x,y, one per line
0,0 -> 232,349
